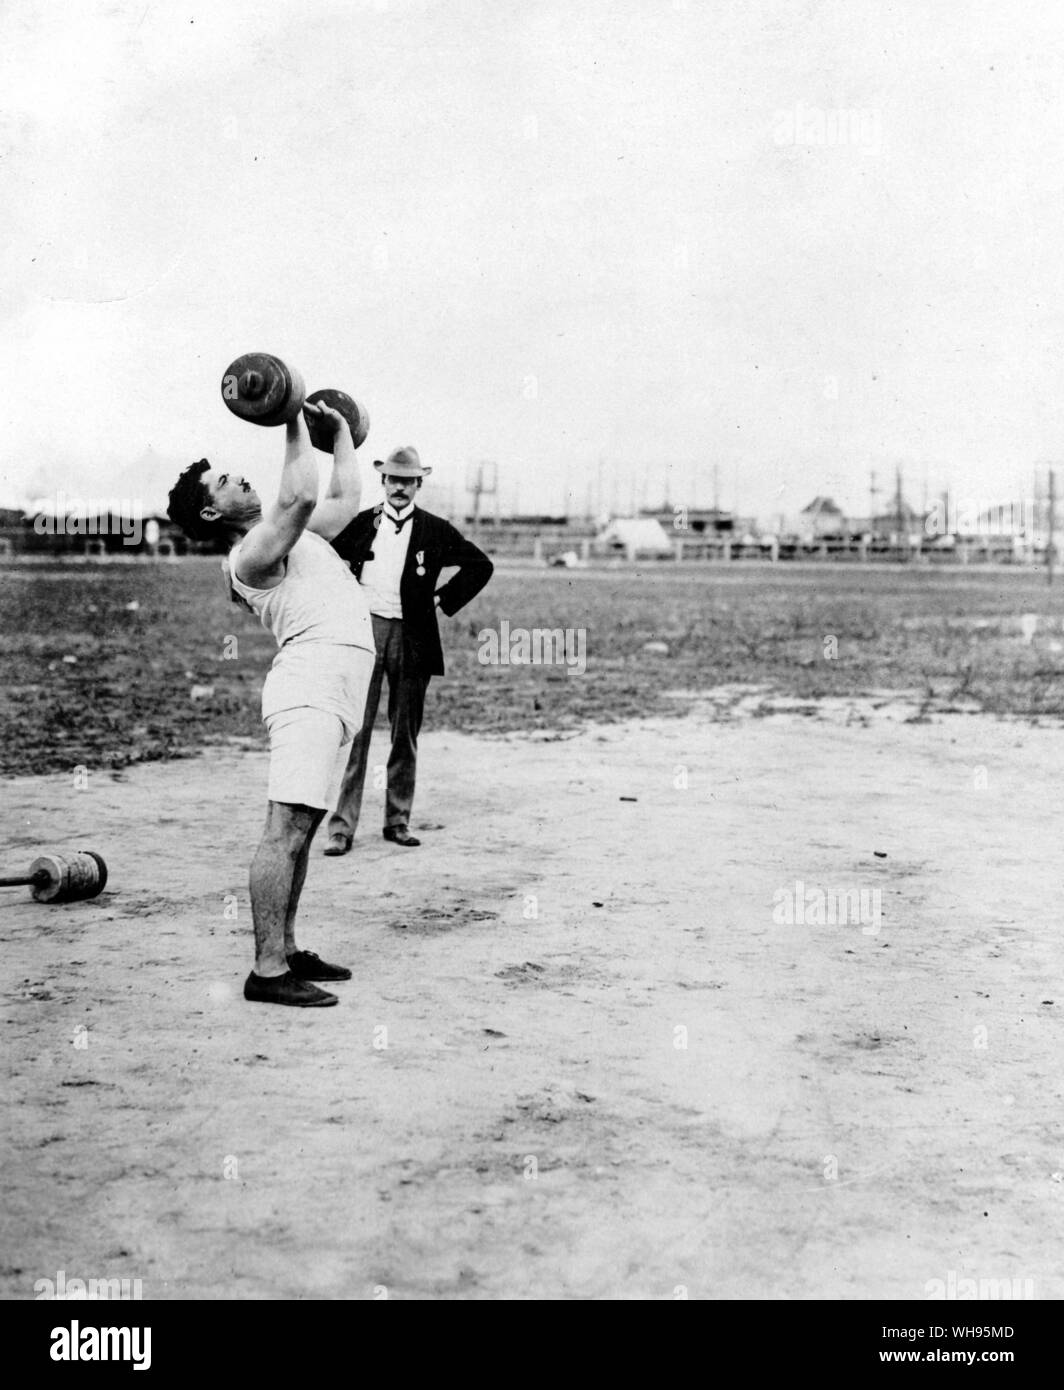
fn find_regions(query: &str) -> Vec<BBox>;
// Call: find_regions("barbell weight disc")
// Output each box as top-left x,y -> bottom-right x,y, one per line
28,850 -> 107,903
28,853 -> 66,903
84,851 -> 108,894
304,389 -> 370,452
221,354 -> 306,427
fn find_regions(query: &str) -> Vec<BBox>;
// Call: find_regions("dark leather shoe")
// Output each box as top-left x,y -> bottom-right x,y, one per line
287,949 -> 352,982
244,971 -> 338,1007
323,833 -> 352,856
383,826 -> 421,847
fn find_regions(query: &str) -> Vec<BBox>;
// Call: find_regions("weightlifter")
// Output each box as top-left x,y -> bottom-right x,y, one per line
167,402 -> 373,1007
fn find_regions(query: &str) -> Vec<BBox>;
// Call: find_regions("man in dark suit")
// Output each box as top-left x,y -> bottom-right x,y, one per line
325,446 -> 493,852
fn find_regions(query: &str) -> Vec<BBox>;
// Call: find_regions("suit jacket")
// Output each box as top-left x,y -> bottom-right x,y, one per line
330,505 -> 494,677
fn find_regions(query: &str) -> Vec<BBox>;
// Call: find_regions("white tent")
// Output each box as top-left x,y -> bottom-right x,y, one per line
597,517 -> 674,557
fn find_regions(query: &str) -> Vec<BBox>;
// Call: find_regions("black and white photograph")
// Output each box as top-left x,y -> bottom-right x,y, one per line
2,0 -> 1061,1335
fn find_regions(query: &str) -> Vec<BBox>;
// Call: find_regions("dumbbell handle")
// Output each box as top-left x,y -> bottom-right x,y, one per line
0,870 -> 47,889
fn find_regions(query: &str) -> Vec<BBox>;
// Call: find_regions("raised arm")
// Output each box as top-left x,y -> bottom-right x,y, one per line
305,402 -> 362,541
234,412 -> 319,588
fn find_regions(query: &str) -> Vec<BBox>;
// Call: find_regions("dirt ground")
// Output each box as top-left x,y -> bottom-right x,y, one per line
3,693 -> 1062,1300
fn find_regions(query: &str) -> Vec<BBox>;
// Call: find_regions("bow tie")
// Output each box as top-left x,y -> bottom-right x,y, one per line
386,510 -> 413,533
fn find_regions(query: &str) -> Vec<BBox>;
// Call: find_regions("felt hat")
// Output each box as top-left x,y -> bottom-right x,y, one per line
373,446 -> 432,478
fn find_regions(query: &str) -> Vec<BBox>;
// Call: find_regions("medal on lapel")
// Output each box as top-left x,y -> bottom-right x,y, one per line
415,550 -> 426,576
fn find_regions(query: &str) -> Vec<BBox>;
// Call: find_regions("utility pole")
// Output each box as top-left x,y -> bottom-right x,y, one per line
869,469 -> 880,532
471,466 -> 482,536
895,465 -> 904,539
1049,468 -> 1056,586
469,461 -> 497,538
732,462 -> 740,531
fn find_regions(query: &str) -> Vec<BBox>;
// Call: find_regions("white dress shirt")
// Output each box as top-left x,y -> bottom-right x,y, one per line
358,502 -> 415,619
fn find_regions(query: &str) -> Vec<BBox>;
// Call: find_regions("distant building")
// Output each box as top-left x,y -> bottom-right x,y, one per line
848,500 -> 927,542
776,496 -> 848,542
597,517 -> 674,558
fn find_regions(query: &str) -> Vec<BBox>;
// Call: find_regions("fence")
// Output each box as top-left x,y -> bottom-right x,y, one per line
0,523 -> 1049,568
671,535 -> 1043,564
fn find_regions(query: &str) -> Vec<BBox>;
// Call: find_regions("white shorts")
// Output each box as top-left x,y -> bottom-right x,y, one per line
264,707 -> 352,811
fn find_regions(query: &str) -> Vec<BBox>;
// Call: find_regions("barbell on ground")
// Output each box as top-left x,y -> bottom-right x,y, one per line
0,850 -> 108,903
221,352 -> 307,427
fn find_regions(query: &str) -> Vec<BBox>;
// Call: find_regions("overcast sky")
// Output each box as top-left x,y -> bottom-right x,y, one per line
2,0 -> 1062,522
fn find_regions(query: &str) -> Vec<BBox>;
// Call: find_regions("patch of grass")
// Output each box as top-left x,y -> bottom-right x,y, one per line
3,559 -> 1064,775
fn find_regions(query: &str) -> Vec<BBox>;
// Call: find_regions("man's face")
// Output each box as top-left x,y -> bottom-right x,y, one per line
384,474 -> 420,510
201,468 -> 261,524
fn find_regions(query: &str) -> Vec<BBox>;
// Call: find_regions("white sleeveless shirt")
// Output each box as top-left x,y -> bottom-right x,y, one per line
226,527 -> 374,734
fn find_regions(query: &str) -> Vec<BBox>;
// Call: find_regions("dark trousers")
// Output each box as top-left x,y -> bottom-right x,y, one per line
329,615 -> 429,837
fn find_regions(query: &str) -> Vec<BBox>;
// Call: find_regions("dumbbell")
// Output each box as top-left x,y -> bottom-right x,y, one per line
221,352 -> 306,427
0,850 -> 108,904
303,389 -> 371,453
220,357 -> 370,452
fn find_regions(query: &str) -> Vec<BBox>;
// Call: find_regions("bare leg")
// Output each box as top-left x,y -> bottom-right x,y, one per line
249,801 -> 318,976
283,808 -> 325,954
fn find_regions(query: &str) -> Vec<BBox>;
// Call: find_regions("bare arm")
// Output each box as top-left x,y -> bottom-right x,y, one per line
234,413 -> 318,588
305,403 -> 362,540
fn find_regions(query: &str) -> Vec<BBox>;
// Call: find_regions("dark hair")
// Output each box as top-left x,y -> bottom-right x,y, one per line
167,459 -> 221,543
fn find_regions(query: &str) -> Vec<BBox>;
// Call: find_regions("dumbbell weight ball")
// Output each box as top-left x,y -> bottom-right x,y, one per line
304,389 -> 370,453
221,353 -> 306,427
